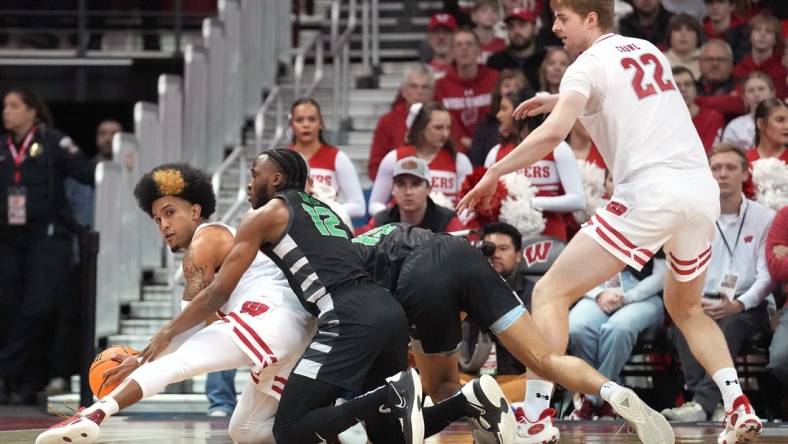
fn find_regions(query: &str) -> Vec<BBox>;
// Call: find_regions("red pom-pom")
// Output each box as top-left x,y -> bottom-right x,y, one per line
458,167 -> 508,230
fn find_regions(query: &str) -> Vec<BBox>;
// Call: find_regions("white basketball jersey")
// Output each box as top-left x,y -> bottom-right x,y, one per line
560,34 -> 708,186
192,222 -> 296,314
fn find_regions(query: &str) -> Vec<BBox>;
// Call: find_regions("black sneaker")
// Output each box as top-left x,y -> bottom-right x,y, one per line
461,375 -> 515,444
385,368 -> 424,444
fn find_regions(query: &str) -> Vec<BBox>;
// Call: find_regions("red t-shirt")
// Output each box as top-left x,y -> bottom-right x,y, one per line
693,108 -> 725,154
744,147 -> 788,198
434,65 -> 499,151
369,101 -> 409,180
733,50 -> 787,98
766,206 -> 788,303
479,37 -> 506,64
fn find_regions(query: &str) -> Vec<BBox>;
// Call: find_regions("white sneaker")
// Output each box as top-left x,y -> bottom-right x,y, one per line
35,408 -> 104,444
385,368 -> 424,444
609,386 -> 675,444
461,375 -> 516,444
711,404 -> 726,423
717,395 -> 762,444
661,401 -> 707,422
512,404 -> 559,444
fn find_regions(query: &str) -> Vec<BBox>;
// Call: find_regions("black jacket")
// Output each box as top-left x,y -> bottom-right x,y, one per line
372,198 -> 458,234
486,47 -> 546,92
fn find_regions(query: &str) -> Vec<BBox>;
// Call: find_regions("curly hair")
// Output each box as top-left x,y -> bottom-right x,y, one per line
133,163 -> 216,218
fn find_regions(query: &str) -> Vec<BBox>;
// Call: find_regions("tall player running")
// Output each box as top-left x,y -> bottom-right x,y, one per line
458,1 -> 763,443
36,163 -> 315,444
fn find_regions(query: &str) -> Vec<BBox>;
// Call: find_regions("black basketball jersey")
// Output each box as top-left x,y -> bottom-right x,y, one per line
261,189 -> 368,317
352,223 -> 438,293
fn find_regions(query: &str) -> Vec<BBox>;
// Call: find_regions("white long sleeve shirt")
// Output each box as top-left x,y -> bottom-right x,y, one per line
702,196 -> 775,310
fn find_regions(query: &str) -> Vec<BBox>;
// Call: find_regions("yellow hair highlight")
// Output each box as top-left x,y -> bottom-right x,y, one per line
152,169 -> 186,196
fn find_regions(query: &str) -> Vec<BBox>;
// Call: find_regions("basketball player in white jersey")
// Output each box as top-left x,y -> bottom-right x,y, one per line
459,1 -> 763,444
36,163 -> 314,444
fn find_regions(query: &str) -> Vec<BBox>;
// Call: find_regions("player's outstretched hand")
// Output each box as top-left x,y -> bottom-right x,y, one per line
103,354 -> 141,387
456,169 -> 500,216
139,331 -> 172,364
513,93 -> 559,119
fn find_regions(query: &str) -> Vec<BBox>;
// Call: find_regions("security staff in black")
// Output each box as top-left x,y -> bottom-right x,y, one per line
0,88 -> 95,403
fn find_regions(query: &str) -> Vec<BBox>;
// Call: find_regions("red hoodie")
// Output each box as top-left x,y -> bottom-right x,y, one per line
733,50 -> 787,98
368,101 -> 409,180
766,206 -> 788,302
434,65 -> 499,152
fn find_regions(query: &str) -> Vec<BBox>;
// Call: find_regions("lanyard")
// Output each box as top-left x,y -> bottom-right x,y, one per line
716,203 -> 748,258
6,126 -> 36,185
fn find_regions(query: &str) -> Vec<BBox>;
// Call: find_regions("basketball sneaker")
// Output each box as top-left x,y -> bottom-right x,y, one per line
717,395 -> 762,444
608,386 -> 675,444
512,403 -> 559,444
386,368 -> 424,444
35,407 -> 104,444
461,375 -> 516,444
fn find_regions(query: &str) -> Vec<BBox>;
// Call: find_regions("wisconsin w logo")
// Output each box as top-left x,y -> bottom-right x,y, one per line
523,240 -> 552,267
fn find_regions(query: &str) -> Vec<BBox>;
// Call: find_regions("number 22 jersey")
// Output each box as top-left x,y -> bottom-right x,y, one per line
260,189 -> 369,317
560,33 -> 709,187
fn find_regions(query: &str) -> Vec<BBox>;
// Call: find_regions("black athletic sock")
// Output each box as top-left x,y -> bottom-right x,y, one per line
424,391 -> 469,437
336,385 -> 390,421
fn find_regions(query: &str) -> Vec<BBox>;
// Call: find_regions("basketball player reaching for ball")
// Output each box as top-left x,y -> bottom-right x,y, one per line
458,1 -> 763,444
353,222 -> 671,444
37,163 -> 316,444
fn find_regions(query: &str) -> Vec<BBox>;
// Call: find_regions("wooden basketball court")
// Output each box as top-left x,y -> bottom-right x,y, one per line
3,414 -> 788,443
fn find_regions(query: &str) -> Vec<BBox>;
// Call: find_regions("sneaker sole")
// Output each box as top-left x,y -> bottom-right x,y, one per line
475,375 -> 516,444
397,368 -> 424,444
610,388 -> 674,444
722,417 -> 762,444
35,420 -> 100,444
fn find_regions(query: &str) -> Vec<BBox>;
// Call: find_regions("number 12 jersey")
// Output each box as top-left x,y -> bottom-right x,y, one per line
560,33 -> 709,187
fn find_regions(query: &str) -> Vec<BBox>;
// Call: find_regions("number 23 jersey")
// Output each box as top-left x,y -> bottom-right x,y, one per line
560,33 -> 708,187
261,189 -> 369,317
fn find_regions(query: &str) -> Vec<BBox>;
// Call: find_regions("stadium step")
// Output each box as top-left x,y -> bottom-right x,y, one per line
129,300 -> 173,319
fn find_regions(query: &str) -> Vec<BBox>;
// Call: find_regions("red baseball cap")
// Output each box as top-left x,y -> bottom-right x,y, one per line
428,13 -> 458,32
505,7 -> 537,24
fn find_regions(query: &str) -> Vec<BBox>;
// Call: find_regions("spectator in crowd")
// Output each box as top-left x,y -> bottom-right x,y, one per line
484,89 -> 584,241
94,118 -> 122,162
470,69 -> 529,166
661,0 -> 707,22
568,121 -> 606,169
288,98 -> 366,219
0,88 -> 95,404
721,71 -> 776,150
419,13 -> 458,80
703,0 -> 750,62
538,47 -> 571,94
357,157 -> 466,234
664,13 -> 705,80
733,13 -> 786,99
568,251 -> 667,420
471,0 -> 506,63
744,98 -> 788,198
478,221 -> 535,401
434,28 -> 499,152
696,39 -> 747,119
369,101 -> 473,214
617,0 -> 673,47
674,66 -> 726,153
766,206 -> 788,392
368,64 -> 435,180
486,7 -> 544,91
663,143 -> 774,422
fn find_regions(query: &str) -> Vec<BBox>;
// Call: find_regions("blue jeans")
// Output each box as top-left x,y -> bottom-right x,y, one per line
769,307 -> 788,388
206,369 -> 237,414
568,296 -> 664,393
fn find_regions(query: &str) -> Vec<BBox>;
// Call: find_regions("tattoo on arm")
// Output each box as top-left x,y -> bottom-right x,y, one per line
182,250 -> 211,301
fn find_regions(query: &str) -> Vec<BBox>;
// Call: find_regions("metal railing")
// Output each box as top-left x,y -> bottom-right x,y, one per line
360,0 -> 380,76
293,31 -> 325,99
330,0 -> 356,130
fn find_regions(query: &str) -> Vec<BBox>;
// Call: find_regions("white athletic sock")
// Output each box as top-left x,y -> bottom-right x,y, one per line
524,380 -> 554,420
712,367 -> 743,412
82,396 -> 120,418
598,381 -> 621,403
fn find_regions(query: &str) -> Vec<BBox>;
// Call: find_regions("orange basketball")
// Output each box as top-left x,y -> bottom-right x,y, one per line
89,345 -> 138,398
